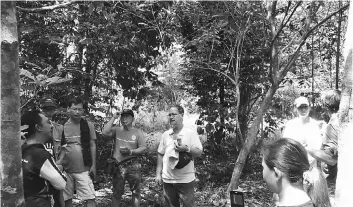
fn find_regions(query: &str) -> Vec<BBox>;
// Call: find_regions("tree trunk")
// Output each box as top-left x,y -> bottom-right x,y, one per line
228,85 -> 278,191
336,1 -> 342,90
335,3 -> 353,206
0,2 -> 25,206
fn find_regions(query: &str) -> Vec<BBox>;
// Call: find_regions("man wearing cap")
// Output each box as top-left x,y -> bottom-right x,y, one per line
40,97 -> 63,160
40,97 -> 65,207
282,96 -> 322,165
102,109 -> 147,207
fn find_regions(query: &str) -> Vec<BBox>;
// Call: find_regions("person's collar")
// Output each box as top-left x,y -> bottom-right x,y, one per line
68,117 -> 81,124
25,137 -> 44,145
123,125 -> 133,131
172,124 -> 184,134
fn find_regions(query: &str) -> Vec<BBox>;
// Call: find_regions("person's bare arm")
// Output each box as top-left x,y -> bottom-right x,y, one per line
306,148 -> 337,166
102,112 -> 120,137
155,153 -> 163,184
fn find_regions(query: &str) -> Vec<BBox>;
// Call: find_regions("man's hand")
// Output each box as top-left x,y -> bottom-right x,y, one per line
175,143 -> 189,152
120,148 -> 131,155
113,112 -> 120,119
155,174 -> 163,185
89,165 -> 96,179
44,142 -> 54,155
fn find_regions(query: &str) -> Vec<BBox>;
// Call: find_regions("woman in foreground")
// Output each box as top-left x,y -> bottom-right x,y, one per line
262,138 -> 331,207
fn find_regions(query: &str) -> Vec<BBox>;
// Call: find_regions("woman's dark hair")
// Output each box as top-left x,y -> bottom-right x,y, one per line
262,138 -> 330,207
68,96 -> 85,108
262,138 -> 309,183
21,110 -> 43,139
321,90 -> 341,113
171,105 -> 184,115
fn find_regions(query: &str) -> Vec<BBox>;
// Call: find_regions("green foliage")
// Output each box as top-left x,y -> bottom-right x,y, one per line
17,1 -> 174,113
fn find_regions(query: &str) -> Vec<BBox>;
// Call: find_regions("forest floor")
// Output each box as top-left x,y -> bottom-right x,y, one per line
72,156 -> 273,207
73,113 -> 273,206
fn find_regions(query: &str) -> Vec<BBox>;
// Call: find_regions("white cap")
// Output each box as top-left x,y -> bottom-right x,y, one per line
294,96 -> 309,107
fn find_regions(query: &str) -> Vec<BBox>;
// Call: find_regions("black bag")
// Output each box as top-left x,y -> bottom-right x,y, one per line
175,152 -> 192,169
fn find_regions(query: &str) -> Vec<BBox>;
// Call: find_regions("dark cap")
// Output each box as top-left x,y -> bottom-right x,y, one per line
40,97 -> 57,108
121,109 -> 134,117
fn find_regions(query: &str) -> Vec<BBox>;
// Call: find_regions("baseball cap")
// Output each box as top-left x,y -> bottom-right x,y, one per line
121,109 -> 134,117
40,97 -> 57,108
294,96 -> 309,107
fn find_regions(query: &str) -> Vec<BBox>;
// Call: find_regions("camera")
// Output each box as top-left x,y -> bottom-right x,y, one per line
230,190 -> 244,207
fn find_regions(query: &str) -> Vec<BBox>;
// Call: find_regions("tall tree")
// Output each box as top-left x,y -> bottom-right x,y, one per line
228,1 -> 349,191
335,3 -> 353,206
0,1 -> 25,206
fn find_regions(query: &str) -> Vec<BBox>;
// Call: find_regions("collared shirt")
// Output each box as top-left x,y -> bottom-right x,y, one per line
283,117 -> 322,165
158,127 -> 203,183
321,113 -> 338,185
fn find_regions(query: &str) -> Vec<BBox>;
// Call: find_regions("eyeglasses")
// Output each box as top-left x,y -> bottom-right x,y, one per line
70,108 -> 84,112
168,113 -> 179,117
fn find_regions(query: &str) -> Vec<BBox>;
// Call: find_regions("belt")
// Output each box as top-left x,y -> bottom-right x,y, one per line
116,157 -> 139,168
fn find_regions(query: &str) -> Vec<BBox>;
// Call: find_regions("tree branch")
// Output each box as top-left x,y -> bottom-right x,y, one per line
279,3 -> 349,80
270,1 -> 303,49
16,1 -> 77,12
190,60 -> 237,86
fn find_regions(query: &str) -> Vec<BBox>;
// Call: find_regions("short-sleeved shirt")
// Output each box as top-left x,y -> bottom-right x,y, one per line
321,113 -> 338,186
112,127 -> 146,162
61,119 -> 96,173
22,143 -> 52,198
283,117 -> 322,164
44,122 -> 63,160
158,127 -> 203,183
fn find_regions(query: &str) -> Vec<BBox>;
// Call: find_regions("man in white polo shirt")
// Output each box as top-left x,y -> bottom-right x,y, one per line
156,105 -> 203,207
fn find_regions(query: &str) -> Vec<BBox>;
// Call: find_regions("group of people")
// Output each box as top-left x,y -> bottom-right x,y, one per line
21,96 -> 203,207
262,89 -> 341,207
20,89 -> 341,207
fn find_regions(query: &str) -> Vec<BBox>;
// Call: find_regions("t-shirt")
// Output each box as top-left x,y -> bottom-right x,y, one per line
44,121 -> 63,160
112,127 -> 146,162
283,117 -> 322,164
22,143 -> 66,199
61,119 -> 96,173
158,127 -> 203,183
321,113 -> 338,187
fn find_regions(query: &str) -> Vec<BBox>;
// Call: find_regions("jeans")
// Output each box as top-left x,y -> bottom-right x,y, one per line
163,181 -> 195,207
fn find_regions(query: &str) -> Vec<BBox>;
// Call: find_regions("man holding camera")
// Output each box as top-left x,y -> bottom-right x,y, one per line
102,109 -> 147,207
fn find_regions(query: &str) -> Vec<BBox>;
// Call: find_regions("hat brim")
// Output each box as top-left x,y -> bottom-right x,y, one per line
296,103 -> 309,107
41,103 -> 57,108
121,113 -> 134,117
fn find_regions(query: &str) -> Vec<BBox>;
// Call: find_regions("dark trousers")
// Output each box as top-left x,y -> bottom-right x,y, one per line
25,196 -> 51,207
163,181 -> 195,207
